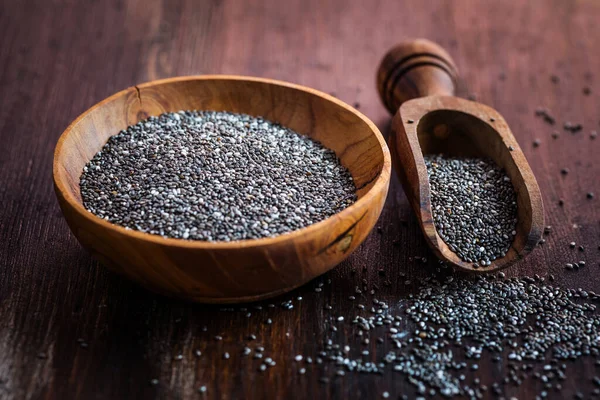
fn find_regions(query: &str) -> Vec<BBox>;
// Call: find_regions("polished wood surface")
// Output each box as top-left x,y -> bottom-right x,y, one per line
53,76 -> 390,303
2,0 -> 600,399
377,39 -> 544,272
377,38 -> 459,114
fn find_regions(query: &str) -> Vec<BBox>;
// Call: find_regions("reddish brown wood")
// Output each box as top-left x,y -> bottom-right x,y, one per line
377,38 -> 458,113
1,1 -> 600,399
377,39 -> 544,273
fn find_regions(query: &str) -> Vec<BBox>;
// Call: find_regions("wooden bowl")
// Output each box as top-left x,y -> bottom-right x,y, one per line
53,76 -> 391,303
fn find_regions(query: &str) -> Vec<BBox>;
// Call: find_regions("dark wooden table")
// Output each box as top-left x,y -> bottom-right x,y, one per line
2,0 -> 599,398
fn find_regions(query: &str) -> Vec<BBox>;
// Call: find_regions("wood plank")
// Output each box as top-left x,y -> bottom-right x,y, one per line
1,0 -> 599,398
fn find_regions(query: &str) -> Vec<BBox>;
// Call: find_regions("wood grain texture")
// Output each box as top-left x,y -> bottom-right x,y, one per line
377,38 -> 459,114
53,76 -> 390,303
377,39 -> 544,272
1,0 -> 600,399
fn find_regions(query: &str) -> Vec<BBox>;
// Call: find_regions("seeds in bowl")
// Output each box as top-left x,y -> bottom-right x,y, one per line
424,155 -> 518,266
79,110 -> 356,241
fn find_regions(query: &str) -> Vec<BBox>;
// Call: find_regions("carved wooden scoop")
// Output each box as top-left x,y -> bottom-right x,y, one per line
377,39 -> 544,273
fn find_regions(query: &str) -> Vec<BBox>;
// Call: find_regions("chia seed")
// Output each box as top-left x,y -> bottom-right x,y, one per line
80,111 -> 356,241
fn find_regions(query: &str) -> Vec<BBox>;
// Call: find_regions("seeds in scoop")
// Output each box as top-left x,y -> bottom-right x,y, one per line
424,155 -> 518,266
80,111 -> 356,241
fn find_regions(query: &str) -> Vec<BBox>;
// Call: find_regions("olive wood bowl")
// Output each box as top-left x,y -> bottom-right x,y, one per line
54,75 -> 391,303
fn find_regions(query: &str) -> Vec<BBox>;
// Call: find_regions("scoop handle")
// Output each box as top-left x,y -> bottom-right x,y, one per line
377,39 -> 459,114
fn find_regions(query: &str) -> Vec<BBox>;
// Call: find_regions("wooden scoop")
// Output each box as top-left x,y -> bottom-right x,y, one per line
377,39 -> 544,273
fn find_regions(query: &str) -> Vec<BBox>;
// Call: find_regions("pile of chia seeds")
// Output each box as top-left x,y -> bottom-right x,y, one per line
168,272 -> 600,399
424,155 -> 518,266
80,111 -> 356,241
309,274 -> 600,399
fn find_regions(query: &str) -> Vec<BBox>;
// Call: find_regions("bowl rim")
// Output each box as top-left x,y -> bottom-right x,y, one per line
53,74 -> 391,249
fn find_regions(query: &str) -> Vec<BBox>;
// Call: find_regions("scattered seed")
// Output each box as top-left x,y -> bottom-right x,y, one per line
564,121 -> 583,133
535,108 -> 556,125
